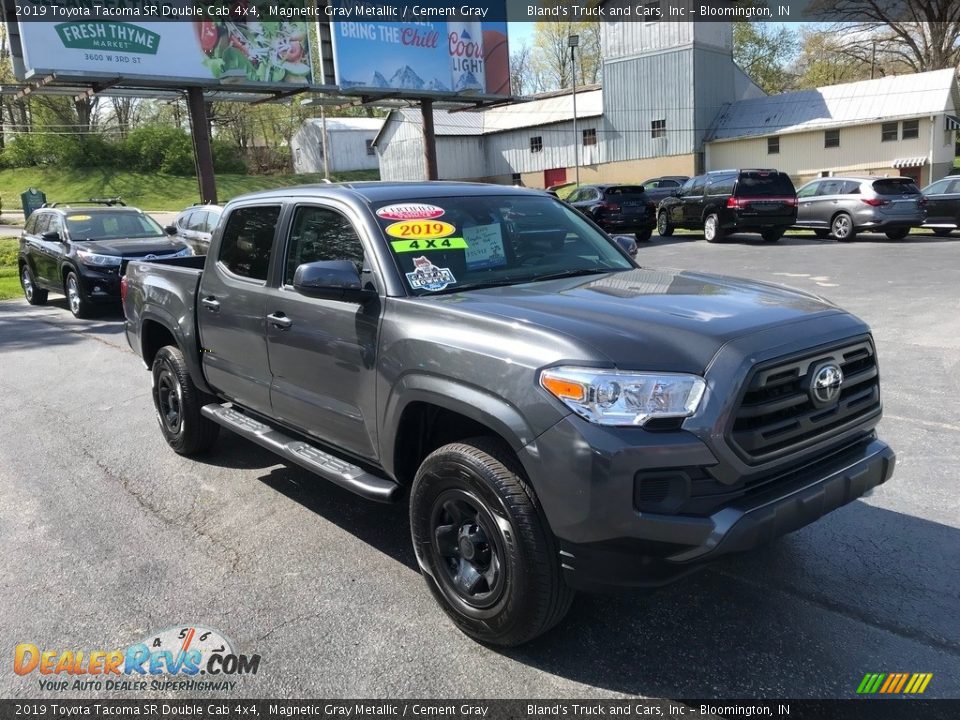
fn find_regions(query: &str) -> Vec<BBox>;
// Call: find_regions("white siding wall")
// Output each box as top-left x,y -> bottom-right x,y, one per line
484,119 -> 601,176
291,124 -> 380,174
437,136 -> 486,180
706,117 -> 946,179
377,113 -> 427,181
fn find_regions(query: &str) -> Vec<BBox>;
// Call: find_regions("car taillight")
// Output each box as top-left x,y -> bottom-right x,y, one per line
726,197 -> 741,209
120,275 -> 128,303
861,198 -> 891,207
729,196 -> 798,208
918,197 -> 928,207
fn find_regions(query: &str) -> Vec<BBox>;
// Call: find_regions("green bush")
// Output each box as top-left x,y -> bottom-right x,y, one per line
212,139 -> 246,173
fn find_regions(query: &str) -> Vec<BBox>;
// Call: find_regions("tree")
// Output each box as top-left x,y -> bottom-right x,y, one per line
732,22 -> 800,94
529,21 -> 602,92
811,0 -> 960,74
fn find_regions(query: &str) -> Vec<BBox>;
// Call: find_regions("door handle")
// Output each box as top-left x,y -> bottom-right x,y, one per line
201,296 -> 220,312
267,312 -> 293,330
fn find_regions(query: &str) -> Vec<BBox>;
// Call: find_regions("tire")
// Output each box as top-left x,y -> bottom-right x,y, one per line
703,213 -> 725,243
410,437 -> 574,646
657,211 -> 674,237
151,345 -> 220,456
64,270 -> 92,319
761,229 -> 785,242
20,264 -> 48,305
813,229 -> 831,239
885,228 -> 910,241
932,228 -> 953,237
634,228 -> 653,243
831,213 -> 856,242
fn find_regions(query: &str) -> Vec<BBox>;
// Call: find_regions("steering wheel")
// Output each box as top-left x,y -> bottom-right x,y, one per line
518,251 -> 547,266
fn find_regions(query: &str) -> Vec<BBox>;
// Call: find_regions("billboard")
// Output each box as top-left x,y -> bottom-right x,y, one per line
330,4 -> 509,97
13,9 -> 313,85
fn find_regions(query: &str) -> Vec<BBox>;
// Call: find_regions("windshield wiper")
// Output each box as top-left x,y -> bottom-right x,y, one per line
526,268 -> 615,283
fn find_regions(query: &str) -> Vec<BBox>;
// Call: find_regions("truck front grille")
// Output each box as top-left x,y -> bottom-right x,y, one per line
729,338 -> 881,462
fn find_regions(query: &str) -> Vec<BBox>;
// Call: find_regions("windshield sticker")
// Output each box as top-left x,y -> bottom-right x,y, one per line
463,223 -> 508,270
405,256 -> 457,292
385,220 -> 456,240
376,203 -> 445,221
68,215 -> 92,221
391,237 -> 468,253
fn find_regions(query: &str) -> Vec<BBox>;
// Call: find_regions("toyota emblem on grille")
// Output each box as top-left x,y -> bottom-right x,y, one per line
144,254 -> 157,260
809,363 -> 844,406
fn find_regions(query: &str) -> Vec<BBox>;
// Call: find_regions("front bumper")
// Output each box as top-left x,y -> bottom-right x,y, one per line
541,432 -> 894,591
77,268 -> 121,303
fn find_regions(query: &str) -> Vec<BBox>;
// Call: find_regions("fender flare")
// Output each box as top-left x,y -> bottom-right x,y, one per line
139,307 -> 213,395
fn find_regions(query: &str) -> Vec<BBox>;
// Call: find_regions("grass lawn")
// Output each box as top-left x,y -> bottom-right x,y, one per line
0,168 -> 379,213
0,237 -> 20,301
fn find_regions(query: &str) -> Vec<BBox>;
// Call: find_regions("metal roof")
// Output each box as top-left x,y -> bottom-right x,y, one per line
375,87 -> 604,144
709,68 -> 959,142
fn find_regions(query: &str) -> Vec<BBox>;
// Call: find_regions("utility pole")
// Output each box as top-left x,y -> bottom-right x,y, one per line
422,98 -> 438,181
569,34 -> 580,187
871,40 -> 877,80
320,104 -> 331,180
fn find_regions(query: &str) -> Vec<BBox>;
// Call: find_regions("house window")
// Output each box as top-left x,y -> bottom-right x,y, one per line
651,119 -> 666,139
902,119 -> 919,140
365,139 -> 376,156
767,136 -> 780,154
530,136 -> 543,153
582,128 -> 597,146
881,122 -> 898,142
824,129 -> 840,148
511,173 -> 522,185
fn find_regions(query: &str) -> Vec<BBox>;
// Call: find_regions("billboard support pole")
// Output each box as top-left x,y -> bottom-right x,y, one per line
187,86 -> 218,205
421,99 -> 439,181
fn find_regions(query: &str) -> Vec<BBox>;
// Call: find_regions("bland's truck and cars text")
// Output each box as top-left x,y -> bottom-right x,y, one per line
122,182 -> 895,646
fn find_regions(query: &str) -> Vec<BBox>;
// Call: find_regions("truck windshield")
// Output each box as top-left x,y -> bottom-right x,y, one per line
66,211 -> 165,241
373,195 -> 634,296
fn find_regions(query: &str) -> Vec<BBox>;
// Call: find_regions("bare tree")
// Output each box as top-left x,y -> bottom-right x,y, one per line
530,21 -> 602,92
812,0 -> 960,73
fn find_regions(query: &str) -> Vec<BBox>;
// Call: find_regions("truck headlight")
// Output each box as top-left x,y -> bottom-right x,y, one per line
539,367 -> 706,427
76,250 -> 121,267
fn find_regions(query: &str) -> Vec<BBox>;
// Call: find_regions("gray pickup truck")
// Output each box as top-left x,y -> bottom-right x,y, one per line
123,182 -> 895,646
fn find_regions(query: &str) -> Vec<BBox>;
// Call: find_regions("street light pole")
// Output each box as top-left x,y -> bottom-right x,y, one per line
569,34 -> 580,188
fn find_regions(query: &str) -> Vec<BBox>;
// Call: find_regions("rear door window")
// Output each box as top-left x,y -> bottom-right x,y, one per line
217,205 -> 281,281
706,175 -> 736,195
736,172 -> 795,196
872,179 -> 921,196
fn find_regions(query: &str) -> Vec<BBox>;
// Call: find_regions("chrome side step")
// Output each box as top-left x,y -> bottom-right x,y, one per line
201,404 -> 400,503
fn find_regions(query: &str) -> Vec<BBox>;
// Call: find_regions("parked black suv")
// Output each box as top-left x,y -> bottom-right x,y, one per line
566,184 -> 657,241
657,169 -> 798,242
18,202 -> 192,318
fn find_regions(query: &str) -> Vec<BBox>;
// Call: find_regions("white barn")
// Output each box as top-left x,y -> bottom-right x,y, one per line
291,117 -> 384,175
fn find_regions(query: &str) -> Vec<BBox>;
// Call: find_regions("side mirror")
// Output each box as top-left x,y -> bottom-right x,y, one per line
41,230 -> 62,242
612,235 -> 639,258
164,225 -> 177,235
293,260 -> 377,303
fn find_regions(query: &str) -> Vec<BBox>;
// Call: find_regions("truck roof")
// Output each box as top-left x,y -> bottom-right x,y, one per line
227,181 -> 544,205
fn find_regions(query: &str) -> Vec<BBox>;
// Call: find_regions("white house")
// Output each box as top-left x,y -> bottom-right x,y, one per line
291,117 -> 384,175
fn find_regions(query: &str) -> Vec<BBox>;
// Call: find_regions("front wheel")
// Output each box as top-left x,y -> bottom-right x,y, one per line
64,271 -> 91,318
410,437 -> 574,646
151,345 -> 220,455
885,228 -> 910,241
831,213 -> 856,242
657,211 -> 674,237
21,264 -> 48,305
703,213 -> 725,243
634,228 -> 653,243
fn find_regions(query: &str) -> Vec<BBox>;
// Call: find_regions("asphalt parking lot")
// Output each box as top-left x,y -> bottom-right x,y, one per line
0,230 -> 957,700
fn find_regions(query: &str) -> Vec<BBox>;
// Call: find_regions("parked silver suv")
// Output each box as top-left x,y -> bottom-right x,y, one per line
795,176 -> 925,241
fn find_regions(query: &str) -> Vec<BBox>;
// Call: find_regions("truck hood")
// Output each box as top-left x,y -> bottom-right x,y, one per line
71,236 -> 186,257
438,268 -> 845,373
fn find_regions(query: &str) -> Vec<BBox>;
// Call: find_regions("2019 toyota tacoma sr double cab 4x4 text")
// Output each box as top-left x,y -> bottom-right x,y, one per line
123,182 -> 895,646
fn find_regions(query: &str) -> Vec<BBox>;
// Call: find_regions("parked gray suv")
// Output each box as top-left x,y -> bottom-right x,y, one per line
795,176 -> 925,241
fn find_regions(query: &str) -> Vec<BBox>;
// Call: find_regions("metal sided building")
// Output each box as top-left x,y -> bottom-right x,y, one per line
291,117 -> 385,175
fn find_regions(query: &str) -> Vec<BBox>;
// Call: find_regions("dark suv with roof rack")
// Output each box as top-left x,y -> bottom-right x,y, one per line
657,169 -> 798,242
18,200 -> 192,318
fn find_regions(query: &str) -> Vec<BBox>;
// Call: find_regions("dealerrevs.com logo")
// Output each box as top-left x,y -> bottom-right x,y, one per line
14,625 -> 260,692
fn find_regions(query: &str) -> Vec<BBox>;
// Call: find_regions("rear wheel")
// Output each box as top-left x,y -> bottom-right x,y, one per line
151,345 -> 220,455
20,265 -> 48,305
657,211 -> 674,237
410,437 -> 574,646
703,213 -> 725,243
813,229 -> 831,239
64,271 -> 92,318
885,228 -> 910,241
634,228 -> 653,243
831,213 -> 856,242
761,229 -> 785,242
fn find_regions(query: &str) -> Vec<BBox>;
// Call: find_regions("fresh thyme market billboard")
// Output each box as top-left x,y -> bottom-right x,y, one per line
329,0 -> 509,97
13,2 -> 314,85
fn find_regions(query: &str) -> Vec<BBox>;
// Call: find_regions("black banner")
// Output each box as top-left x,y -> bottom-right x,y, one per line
0,699 -> 957,720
